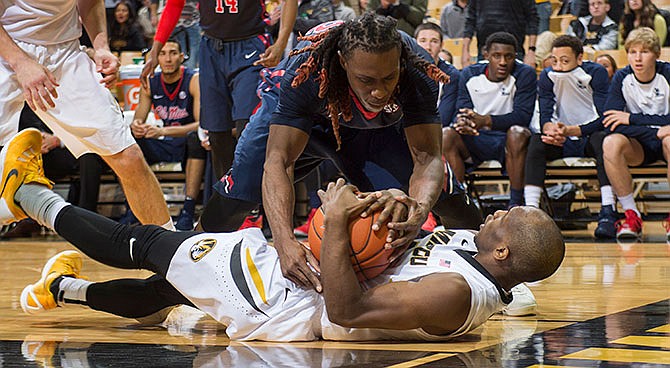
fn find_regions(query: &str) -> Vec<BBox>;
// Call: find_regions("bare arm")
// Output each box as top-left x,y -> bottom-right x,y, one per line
256,0 -> 298,67
262,124 -> 322,291
130,83 -> 153,138
385,123 -> 444,247
78,0 -> 119,87
142,74 -> 200,138
319,180 -> 471,333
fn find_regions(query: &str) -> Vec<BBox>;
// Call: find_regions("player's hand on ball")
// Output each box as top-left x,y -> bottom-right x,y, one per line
14,57 -> 59,111
317,179 -> 376,220
386,194 -> 429,249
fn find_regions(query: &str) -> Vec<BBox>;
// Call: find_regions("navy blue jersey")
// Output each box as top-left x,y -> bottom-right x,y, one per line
604,60 -> 670,127
538,61 -> 609,136
437,59 -> 460,127
269,30 -> 440,134
199,0 -> 268,40
456,60 -> 537,131
149,67 -> 196,127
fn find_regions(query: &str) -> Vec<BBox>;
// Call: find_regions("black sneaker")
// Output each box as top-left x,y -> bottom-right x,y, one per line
175,209 -> 195,231
594,205 -> 617,239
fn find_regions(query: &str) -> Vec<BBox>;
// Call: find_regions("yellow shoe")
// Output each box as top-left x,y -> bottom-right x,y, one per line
21,337 -> 59,368
21,250 -> 83,314
0,128 -> 53,225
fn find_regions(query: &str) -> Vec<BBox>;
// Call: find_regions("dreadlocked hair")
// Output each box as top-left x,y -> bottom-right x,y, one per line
291,13 -> 448,149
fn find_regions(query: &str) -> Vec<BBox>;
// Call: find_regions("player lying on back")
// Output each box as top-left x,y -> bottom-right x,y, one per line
6,130 -> 565,341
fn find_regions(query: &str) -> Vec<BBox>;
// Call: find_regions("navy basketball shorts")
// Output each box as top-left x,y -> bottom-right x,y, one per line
199,35 -> 267,132
461,130 -> 507,167
611,125 -> 664,165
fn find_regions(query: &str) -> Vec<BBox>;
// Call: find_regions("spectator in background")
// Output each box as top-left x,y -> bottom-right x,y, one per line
152,0 -> 201,69
596,53 -> 618,79
137,0 -> 156,47
359,0 -> 369,12
440,0 -> 467,39
445,32 -> 536,209
537,0 -> 553,33
109,0 -> 147,52
414,22 -> 460,126
461,0 -> 538,67
527,35 -> 615,238
294,0 -> 335,39
619,0 -> 667,47
333,0 -> 357,21
601,27 -> 670,240
567,0 -> 619,50
568,0 -> 625,23
368,0 -> 426,35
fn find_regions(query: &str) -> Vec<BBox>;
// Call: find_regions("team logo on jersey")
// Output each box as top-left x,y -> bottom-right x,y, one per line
576,80 -> 587,89
179,91 -> 188,100
654,87 -> 664,98
500,87 -> 511,96
190,238 -> 217,262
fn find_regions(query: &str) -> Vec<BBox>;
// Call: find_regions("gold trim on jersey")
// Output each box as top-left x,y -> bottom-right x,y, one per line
246,247 -> 268,304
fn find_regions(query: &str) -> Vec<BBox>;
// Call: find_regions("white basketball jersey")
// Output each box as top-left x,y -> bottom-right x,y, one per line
1,0 -> 82,45
466,73 -> 516,116
167,229 -> 510,341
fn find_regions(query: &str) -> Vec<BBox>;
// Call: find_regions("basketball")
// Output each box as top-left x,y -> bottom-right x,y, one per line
307,206 -> 394,282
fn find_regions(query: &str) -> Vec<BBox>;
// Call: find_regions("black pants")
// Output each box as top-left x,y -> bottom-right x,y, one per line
55,206 -> 196,318
524,131 -> 609,187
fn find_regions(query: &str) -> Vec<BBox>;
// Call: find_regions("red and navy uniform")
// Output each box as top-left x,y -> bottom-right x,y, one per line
138,67 -> 196,164
155,0 -> 271,132
214,22 -> 465,203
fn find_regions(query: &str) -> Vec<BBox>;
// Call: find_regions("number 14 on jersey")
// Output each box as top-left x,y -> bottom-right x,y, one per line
215,0 -> 238,13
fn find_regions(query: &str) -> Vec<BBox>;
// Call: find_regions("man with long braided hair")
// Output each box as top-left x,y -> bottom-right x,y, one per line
199,15 -> 482,292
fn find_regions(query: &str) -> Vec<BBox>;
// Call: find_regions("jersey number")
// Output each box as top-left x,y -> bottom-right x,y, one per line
215,0 -> 238,13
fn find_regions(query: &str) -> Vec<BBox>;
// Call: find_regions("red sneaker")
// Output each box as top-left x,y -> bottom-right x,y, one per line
615,209 -> 643,239
239,214 -> 263,230
421,212 -> 438,232
294,208 -> 317,237
663,215 -> 670,242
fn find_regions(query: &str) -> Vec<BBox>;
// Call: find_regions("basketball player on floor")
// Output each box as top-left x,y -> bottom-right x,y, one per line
0,0 -> 174,229
6,129 -> 565,341
142,0 -> 298,180
197,16 -> 483,294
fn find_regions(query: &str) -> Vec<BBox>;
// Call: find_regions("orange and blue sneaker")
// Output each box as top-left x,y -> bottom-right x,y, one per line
20,250 -> 83,314
0,128 -> 53,225
615,209 -> 643,240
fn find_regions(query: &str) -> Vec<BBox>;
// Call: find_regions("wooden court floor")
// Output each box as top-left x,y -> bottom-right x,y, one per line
0,223 -> 669,367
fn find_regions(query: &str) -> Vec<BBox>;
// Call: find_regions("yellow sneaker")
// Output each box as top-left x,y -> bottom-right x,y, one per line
0,128 -> 53,225
21,250 -> 83,314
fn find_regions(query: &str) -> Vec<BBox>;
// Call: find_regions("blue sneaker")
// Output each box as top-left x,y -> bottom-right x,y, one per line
594,205 -> 617,239
175,209 -> 195,231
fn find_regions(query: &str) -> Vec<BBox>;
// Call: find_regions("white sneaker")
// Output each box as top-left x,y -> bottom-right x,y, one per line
503,283 -> 537,316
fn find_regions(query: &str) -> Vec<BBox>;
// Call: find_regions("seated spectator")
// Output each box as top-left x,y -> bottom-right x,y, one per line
109,0 -> 148,52
526,35 -> 616,238
567,0 -> 619,50
443,32 -> 536,209
137,0 -> 156,47
601,27 -> 670,240
567,0 -> 624,24
333,0 -> 356,21
440,0 -> 467,39
596,53 -> 618,80
414,23 -> 460,126
368,0 -> 427,35
619,0 -> 666,47
131,40 -> 206,231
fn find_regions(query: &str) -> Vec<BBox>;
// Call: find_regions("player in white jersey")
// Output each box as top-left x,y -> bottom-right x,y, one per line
600,27 -> 670,240
0,0 -> 174,229
5,130 -> 565,342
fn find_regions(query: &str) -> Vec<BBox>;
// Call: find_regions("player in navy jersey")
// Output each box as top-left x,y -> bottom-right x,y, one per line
197,16 -> 483,292
443,32 -> 536,209
141,0 -> 298,180
600,27 -> 670,240
526,35 -> 616,239
131,40 -> 206,231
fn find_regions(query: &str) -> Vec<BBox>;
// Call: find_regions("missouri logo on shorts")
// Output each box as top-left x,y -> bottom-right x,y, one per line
190,238 -> 217,262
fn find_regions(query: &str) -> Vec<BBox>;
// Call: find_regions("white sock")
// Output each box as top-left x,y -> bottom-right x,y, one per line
15,184 -> 70,230
618,193 -> 640,216
58,276 -> 93,304
524,185 -> 542,208
162,219 -> 176,231
600,185 -> 616,208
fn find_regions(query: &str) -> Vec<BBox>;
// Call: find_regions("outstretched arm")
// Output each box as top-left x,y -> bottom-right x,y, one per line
319,180 -> 471,333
